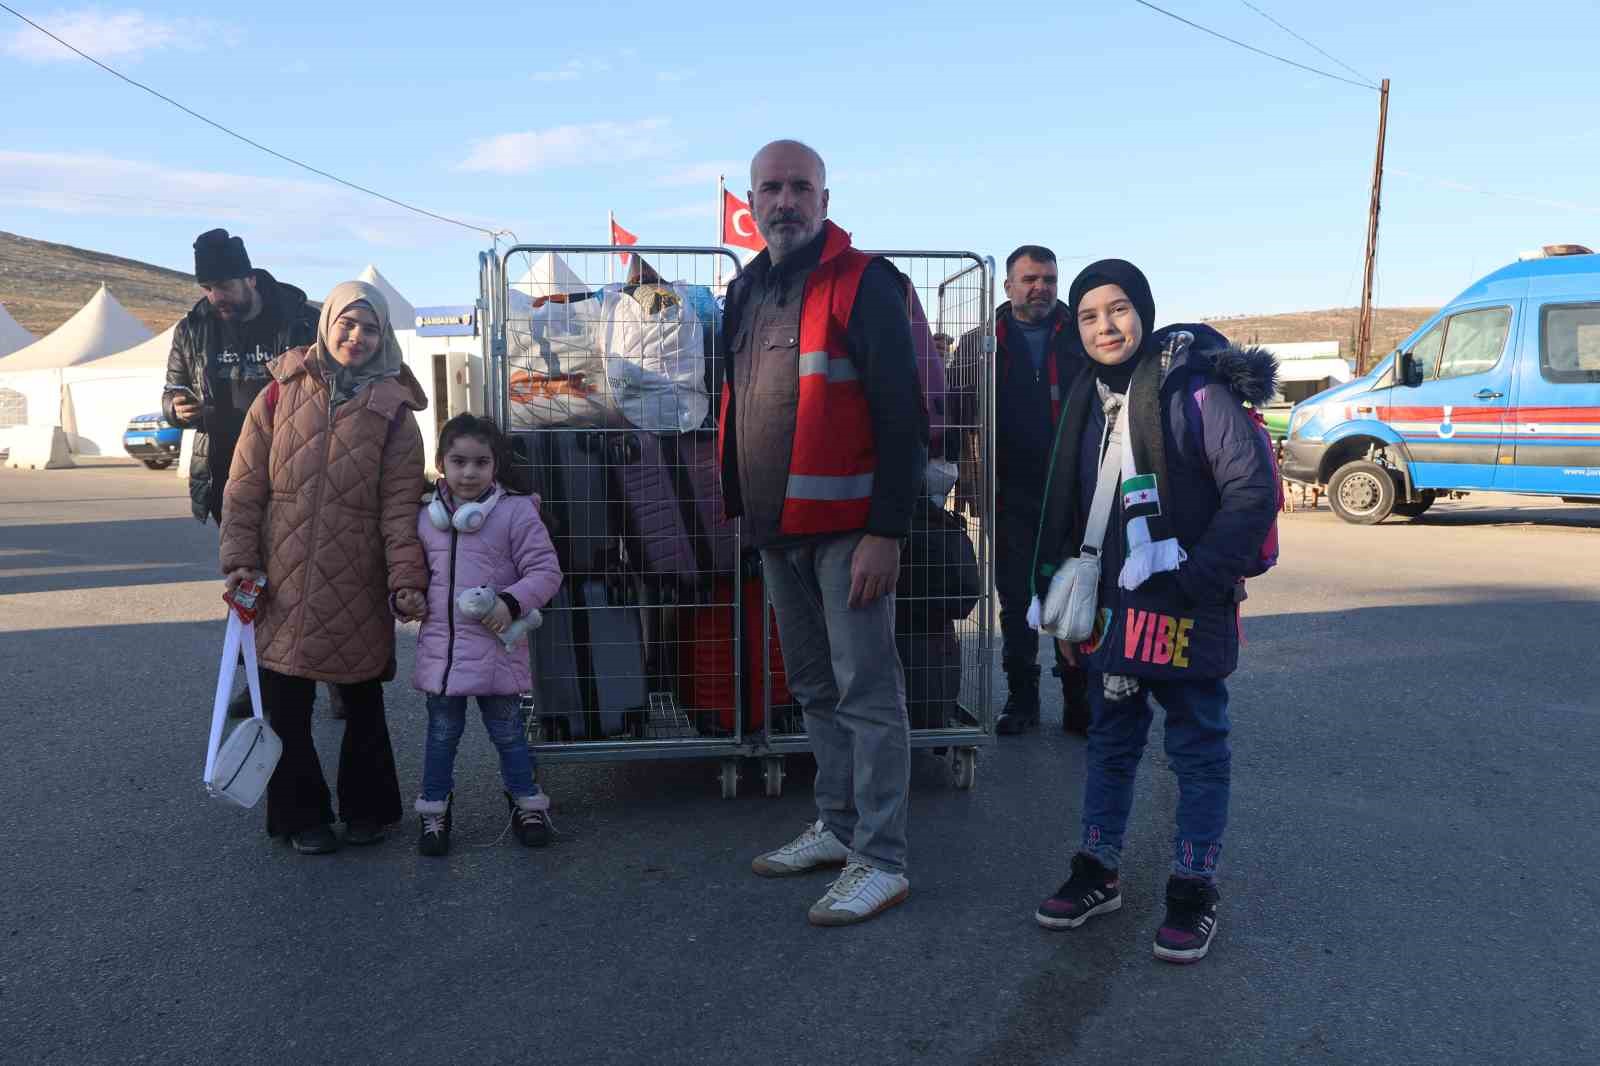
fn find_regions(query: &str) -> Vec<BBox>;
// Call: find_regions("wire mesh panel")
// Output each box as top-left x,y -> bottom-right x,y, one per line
484,244 -> 757,769
760,251 -> 996,786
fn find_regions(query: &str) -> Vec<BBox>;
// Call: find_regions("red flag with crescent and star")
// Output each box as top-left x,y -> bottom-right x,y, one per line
721,189 -> 765,253
610,215 -> 637,265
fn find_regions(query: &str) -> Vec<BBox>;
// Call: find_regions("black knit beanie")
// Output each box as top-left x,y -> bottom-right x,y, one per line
1068,258 -> 1157,392
193,228 -> 252,284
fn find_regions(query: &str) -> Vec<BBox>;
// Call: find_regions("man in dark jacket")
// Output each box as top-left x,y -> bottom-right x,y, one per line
722,140 -> 928,927
163,228 -> 318,524
166,229 -> 319,719
977,245 -> 1091,735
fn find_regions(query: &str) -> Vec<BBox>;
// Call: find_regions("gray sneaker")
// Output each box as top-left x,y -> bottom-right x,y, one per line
807,860 -> 910,926
751,820 -> 849,877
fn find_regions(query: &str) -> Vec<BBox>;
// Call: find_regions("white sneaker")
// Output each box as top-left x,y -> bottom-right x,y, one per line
808,860 -> 910,926
751,820 -> 850,878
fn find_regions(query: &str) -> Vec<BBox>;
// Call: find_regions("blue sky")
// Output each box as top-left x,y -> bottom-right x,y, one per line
3,1 -> 1597,324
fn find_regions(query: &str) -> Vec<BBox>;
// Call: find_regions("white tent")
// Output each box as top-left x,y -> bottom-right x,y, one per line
82,322 -> 177,370
0,286 -> 152,370
512,252 -> 588,303
357,265 -> 417,330
53,322 -> 178,456
0,302 -> 34,356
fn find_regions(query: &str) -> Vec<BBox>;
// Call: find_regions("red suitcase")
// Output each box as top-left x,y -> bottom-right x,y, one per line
678,576 -> 792,734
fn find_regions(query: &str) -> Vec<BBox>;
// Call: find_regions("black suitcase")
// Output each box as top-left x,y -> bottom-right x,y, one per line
572,570 -> 648,737
897,626 -> 962,731
540,430 -> 618,577
532,583 -> 587,740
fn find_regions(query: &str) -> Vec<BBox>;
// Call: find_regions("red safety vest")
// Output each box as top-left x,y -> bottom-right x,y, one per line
721,221 -> 878,537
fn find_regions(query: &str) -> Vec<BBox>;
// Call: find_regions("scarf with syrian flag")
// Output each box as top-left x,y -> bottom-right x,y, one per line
1110,345 -> 1186,590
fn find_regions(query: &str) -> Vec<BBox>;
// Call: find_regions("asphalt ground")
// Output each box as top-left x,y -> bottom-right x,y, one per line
2,460 -> 1596,1065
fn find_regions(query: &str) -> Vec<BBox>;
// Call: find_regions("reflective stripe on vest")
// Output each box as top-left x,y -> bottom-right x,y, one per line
797,350 -> 860,383
780,221 -> 878,537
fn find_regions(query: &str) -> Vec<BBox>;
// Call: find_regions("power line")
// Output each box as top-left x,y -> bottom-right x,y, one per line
1130,0 -> 1380,91
0,2 -> 506,241
1238,1 -> 1373,84
1389,168 -> 1600,215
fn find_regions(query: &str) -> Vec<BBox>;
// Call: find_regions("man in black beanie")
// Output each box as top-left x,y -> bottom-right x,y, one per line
165,228 -> 319,716
164,229 -> 317,524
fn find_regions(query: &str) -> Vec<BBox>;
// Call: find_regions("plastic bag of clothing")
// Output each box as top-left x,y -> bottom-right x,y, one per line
595,283 -> 709,434
507,294 -> 621,429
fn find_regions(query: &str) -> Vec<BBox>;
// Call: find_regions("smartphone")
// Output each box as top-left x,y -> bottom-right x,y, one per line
163,383 -> 200,402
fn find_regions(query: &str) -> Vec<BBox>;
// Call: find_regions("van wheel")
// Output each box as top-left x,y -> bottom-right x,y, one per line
142,459 -> 172,470
1392,491 -> 1436,519
1328,459 -> 1396,524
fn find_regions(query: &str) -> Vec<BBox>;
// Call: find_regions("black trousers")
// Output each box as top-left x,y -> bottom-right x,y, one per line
261,668 -> 403,838
996,500 -> 1088,701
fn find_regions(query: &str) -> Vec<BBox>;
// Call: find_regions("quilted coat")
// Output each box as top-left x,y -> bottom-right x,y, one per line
411,491 -> 563,696
219,345 -> 429,683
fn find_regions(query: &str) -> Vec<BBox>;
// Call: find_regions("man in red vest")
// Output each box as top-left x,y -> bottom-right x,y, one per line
720,140 -> 928,926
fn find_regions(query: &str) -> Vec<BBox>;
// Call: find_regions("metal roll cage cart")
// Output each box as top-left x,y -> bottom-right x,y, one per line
753,251 -> 996,796
480,244 -> 994,799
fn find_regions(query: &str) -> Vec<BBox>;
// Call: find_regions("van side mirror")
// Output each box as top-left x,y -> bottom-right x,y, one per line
1397,351 -> 1423,388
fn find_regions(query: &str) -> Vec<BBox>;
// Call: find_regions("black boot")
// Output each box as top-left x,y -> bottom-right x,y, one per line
996,666 -> 1041,735
1057,665 -> 1091,737
417,795 -> 452,857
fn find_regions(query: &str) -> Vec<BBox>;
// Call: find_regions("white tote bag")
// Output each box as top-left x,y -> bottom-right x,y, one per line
202,611 -> 280,808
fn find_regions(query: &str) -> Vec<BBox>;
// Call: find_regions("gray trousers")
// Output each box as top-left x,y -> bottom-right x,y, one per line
762,532 -> 911,873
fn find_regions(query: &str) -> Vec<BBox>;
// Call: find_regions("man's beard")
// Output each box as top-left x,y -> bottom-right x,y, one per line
759,214 -> 819,257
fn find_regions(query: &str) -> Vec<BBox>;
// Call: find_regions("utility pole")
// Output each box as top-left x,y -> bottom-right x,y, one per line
1356,78 -> 1390,375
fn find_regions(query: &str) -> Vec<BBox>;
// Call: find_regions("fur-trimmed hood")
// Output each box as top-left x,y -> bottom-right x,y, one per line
1154,323 -> 1279,407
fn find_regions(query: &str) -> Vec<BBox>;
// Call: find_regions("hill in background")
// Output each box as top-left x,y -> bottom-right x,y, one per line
1,229 -> 1436,358
0,230 -> 196,336
1202,306 -> 1436,360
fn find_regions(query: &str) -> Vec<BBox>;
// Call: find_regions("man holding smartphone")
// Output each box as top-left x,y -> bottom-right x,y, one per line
166,230 -> 319,719
164,229 -> 318,525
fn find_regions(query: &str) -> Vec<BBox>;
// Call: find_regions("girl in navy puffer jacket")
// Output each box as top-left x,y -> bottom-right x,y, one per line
1029,260 -> 1279,964
411,414 -> 562,856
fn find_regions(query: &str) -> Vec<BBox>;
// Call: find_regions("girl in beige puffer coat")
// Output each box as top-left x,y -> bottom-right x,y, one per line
220,280 -> 428,855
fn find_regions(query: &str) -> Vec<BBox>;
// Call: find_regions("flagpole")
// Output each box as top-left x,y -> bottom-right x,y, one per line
715,175 -> 725,293
607,209 -> 615,285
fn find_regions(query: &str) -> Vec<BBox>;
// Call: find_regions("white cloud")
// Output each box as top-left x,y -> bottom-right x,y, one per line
457,120 -> 675,175
0,150 -> 493,248
3,8 -> 221,63
530,58 -> 612,82
654,161 -> 743,188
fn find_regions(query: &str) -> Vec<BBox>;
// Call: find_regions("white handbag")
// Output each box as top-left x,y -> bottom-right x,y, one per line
1039,398 -> 1125,643
202,610 -> 280,808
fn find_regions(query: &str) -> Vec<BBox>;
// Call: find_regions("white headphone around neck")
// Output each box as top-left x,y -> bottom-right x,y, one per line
427,486 -> 504,533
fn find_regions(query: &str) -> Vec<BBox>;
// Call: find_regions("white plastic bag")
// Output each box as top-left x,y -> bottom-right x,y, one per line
597,284 -> 709,434
507,297 -> 619,429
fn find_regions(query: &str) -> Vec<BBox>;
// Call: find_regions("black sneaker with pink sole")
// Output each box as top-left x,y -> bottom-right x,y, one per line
1036,853 -> 1122,930
1153,876 -> 1220,963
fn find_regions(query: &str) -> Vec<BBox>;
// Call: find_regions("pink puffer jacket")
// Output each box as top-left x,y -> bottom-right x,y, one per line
412,490 -> 562,696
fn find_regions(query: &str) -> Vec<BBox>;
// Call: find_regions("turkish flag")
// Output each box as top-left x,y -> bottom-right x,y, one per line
610,216 -> 638,265
721,189 -> 765,252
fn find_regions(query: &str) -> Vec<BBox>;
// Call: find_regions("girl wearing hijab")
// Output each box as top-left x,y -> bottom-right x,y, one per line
220,280 -> 430,855
1028,260 -> 1279,962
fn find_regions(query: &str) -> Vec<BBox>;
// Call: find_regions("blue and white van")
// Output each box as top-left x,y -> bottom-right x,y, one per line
1280,245 -> 1600,523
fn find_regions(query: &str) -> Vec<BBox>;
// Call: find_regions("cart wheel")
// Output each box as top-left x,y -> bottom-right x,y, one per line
719,759 -> 740,800
952,747 -> 977,790
763,756 -> 785,798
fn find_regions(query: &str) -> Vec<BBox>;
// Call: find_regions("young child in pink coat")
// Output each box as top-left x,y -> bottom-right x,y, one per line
409,414 -> 562,856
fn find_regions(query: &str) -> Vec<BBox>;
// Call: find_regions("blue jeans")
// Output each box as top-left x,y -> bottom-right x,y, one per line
762,532 -> 911,874
421,694 -> 540,803
1079,675 -> 1231,880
